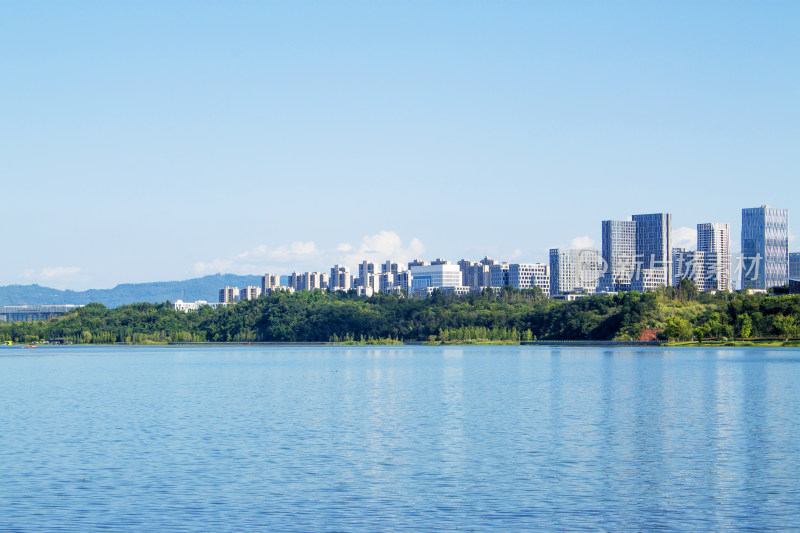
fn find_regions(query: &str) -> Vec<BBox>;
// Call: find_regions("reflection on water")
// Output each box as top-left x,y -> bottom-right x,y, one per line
0,345 -> 799,531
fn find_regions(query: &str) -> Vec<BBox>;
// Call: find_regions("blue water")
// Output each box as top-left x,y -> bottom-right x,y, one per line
1,345 -> 799,531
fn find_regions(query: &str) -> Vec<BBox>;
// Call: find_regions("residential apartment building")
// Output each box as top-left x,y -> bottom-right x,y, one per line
697,222 -> 731,291
381,261 -> 400,275
329,265 -> 352,292
262,273 -> 280,293
741,206 -> 789,290
219,286 -> 239,303
288,272 -> 328,291
458,257 -> 495,290
240,286 -> 262,301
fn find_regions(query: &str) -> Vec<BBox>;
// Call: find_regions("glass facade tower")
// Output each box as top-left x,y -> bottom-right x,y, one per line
632,213 -> 673,287
741,206 -> 789,290
601,219 -> 637,291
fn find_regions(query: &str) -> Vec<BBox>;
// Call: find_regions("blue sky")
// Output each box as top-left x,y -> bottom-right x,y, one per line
2,1 -> 798,290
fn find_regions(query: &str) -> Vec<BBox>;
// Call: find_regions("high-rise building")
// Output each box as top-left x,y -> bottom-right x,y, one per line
632,213 -> 672,287
741,206 -> 789,290
697,222 -> 731,291
381,261 -> 400,275
304,272 -> 328,291
431,258 -> 450,265
219,286 -> 239,303
549,249 -> 602,295
262,273 -> 280,294
457,259 -> 474,286
329,265 -> 351,292
508,263 -> 550,296
408,259 -> 427,269
490,262 -> 510,288
289,272 -> 328,291
358,261 -> 376,278
457,259 -> 492,290
240,286 -> 262,301
601,219 -> 637,291
791,252 -> 800,279
672,249 -> 718,292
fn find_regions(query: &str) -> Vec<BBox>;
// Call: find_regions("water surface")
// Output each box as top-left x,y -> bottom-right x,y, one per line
1,345 -> 799,531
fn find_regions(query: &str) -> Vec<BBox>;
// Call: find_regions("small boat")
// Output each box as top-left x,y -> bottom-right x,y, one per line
25,345 -> 37,349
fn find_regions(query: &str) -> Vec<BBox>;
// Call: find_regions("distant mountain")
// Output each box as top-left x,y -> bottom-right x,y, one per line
0,274 -> 264,308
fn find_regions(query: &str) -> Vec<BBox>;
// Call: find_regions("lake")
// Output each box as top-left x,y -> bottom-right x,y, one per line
1,345 -> 799,531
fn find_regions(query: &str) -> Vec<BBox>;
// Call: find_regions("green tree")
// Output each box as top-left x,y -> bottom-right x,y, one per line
665,317 -> 692,341
676,278 -> 699,302
738,314 -> 752,339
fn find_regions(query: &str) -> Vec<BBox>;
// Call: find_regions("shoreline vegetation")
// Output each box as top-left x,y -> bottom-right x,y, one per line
1,283 -> 799,347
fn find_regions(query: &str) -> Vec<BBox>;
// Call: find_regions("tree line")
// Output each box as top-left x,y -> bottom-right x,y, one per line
1,283 -> 798,344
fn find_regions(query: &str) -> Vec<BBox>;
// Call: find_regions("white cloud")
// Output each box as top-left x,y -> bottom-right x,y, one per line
335,231 -> 426,267
192,258 -> 235,275
570,235 -> 596,249
674,226 -> 697,248
268,241 -> 320,261
510,248 -> 523,259
191,232 -> 426,276
193,241 -> 320,276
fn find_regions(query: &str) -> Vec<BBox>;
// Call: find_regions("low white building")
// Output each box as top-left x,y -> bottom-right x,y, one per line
173,300 -> 225,312
508,263 -> 550,296
410,264 -> 463,298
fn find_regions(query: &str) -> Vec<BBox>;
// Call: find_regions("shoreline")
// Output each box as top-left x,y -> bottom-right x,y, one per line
5,339 -> 800,348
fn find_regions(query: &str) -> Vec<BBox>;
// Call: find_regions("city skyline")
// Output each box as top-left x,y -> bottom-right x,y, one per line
3,2 -> 798,290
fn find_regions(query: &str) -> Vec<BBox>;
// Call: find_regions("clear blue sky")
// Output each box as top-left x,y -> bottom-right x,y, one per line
2,1 -> 797,290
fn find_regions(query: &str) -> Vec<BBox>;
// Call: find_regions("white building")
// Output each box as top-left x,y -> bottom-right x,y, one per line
697,222 -> 731,292
240,286 -> 262,301
262,273 -> 280,293
219,286 -> 239,303
288,272 -> 328,291
673,249 -> 714,292
409,264 -> 463,298
173,300 -> 225,312
549,249 -> 602,295
330,265 -> 352,292
508,263 -> 550,296
381,261 -> 400,275
631,268 -> 668,293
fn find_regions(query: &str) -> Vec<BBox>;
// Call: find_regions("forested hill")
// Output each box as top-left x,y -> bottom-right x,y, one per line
0,274 -> 262,308
2,286 -> 799,344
